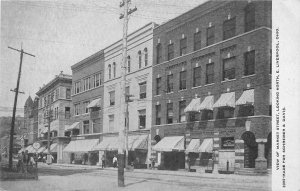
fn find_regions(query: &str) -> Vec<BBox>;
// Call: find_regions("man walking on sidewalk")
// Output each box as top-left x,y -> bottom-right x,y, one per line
101,155 -> 105,168
113,155 -> 117,168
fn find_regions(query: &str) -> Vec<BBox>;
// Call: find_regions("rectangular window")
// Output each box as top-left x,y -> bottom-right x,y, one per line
238,105 -> 254,117
109,115 -> 114,132
166,103 -> 173,124
167,74 -> 173,93
155,104 -> 161,125
167,43 -> 174,61
201,110 -> 213,120
156,43 -> 162,64
223,17 -> 236,40
139,82 -> 147,99
83,101 -> 90,114
138,109 -> 146,129
244,50 -> 255,76
179,70 -> 187,90
245,3 -> 255,32
65,107 -> 70,119
193,66 -> 201,87
109,91 -> 115,106
206,63 -> 214,84
83,120 -> 89,134
74,103 -> 80,116
75,81 -> 81,94
206,26 -> 215,46
194,31 -> 201,51
94,73 -> 100,87
180,38 -> 187,56
92,119 -> 100,133
66,88 -> 71,99
189,112 -> 200,122
223,57 -> 236,80
218,107 -> 234,119
179,101 -> 186,122
55,107 -> 59,119
156,77 -> 161,95
50,92 -> 54,103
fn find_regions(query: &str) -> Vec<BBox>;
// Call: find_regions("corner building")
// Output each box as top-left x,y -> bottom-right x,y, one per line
151,1 -> 272,172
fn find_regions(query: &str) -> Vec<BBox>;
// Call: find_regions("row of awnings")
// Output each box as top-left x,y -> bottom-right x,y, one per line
152,136 -> 213,153
18,143 -> 57,154
184,89 -> 268,113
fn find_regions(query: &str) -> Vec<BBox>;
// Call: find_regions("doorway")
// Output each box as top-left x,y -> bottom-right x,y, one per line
241,131 -> 258,168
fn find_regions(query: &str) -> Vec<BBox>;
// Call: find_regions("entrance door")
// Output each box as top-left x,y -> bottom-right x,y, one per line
242,132 -> 258,168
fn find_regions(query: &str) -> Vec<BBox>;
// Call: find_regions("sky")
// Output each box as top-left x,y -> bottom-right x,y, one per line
0,0 -> 206,117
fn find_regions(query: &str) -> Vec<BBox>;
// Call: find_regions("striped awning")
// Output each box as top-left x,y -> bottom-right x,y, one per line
199,95 -> 214,110
213,92 -> 235,108
63,139 -> 99,153
25,145 -> 36,153
236,89 -> 254,105
37,145 -> 47,153
152,136 -> 185,152
87,98 -> 101,108
65,122 -> 80,132
198,138 -> 213,153
185,139 -> 201,153
184,98 -> 201,113
93,136 -> 118,151
43,143 -> 58,154
127,134 -> 148,150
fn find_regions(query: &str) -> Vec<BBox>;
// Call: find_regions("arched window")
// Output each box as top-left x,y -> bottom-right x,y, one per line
113,62 -> 116,78
144,48 -> 148,66
138,51 -> 142,69
108,64 -> 111,79
127,56 -> 131,73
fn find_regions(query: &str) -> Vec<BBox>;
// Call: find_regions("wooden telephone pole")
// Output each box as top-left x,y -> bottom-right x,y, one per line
118,0 -> 136,187
8,46 -> 35,169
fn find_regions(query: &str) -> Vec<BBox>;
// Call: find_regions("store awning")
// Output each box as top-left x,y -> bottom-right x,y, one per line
65,122 -> 80,132
198,138 -> 213,153
37,145 -> 47,153
25,145 -> 35,153
184,98 -> 201,113
43,143 -> 58,154
269,89 -> 272,105
93,136 -> 119,151
63,139 -> 99,152
50,124 -> 59,132
18,148 -> 25,154
152,136 -> 185,152
199,95 -> 214,110
128,134 -> 148,150
236,89 -> 254,105
213,92 -> 235,108
185,139 -> 201,153
87,98 -> 101,108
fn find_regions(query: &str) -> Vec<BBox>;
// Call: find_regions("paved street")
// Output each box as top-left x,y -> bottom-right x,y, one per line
0,163 -> 271,191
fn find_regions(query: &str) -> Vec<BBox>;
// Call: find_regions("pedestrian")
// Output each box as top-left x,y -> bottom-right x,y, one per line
113,155 -> 117,168
24,150 -> 29,173
17,151 -> 24,172
101,155 -> 105,168
187,156 -> 191,171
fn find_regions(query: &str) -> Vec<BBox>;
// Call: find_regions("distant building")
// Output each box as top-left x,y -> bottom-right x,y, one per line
151,1 -> 272,172
36,71 -> 72,163
23,96 -> 39,146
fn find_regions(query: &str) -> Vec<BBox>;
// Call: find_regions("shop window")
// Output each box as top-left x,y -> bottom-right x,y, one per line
167,43 -> 174,61
139,82 -> 147,99
180,38 -> 187,56
83,120 -> 89,134
166,103 -> 173,124
109,115 -> 114,132
144,48 -> 148,66
206,26 -> 215,46
223,17 -> 236,40
221,137 -> 235,149
245,3 -> 255,32
138,51 -> 142,68
65,131 -> 71,137
155,104 -> 161,125
218,107 -> 234,119
194,31 -> 201,51
244,50 -> 255,76
166,74 -> 173,93
109,91 -> 115,106
238,105 -> 254,117
193,66 -> 201,87
201,110 -> 213,120
73,129 -> 79,136
156,43 -> 162,64
189,112 -> 200,122
138,109 -> 146,129
156,77 -> 161,95
223,57 -> 236,80
179,70 -> 187,90
206,63 -> 214,84
179,101 -> 186,122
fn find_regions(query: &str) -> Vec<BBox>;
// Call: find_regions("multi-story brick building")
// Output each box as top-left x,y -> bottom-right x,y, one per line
98,22 -> 156,168
63,50 -> 104,165
23,96 -> 39,146
151,1 -> 272,172
36,71 -> 73,163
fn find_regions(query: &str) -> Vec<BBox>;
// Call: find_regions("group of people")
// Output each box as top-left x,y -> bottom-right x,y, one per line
17,150 -> 37,173
101,155 -> 118,168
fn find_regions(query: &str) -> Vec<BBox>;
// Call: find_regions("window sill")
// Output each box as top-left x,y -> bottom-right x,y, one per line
178,89 -> 187,92
154,94 -> 161,97
221,79 -> 236,83
204,83 -> 215,87
166,92 -> 174,95
242,74 -> 256,78
191,86 -> 202,89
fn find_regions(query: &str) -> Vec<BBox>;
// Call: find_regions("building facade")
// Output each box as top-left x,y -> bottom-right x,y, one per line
36,71 -> 73,163
151,1 -> 272,172
24,96 -> 39,146
63,50 -> 105,165
99,22 -> 156,168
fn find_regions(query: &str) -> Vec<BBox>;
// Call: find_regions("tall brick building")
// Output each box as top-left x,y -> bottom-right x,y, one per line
151,1 -> 272,172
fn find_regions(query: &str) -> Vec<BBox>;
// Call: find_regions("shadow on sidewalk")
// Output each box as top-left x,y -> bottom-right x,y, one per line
126,179 -> 148,187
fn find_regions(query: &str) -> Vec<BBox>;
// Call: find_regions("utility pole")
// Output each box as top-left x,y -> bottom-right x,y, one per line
8,46 -> 35,169
118,0 -> 136,187
46,105 -> 53,164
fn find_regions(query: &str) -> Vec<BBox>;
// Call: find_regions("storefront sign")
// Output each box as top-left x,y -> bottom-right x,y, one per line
221,137 -> 235,149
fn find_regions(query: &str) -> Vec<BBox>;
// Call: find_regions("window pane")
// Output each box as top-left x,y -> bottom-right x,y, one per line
223,18 -> 236,40
156,44 -> 162,64
156,77 -> 161,95
180,38 -> 187,56
167,74 -> 173,92
206,63 -> 214,84
207,26 -> 215,46
167,44 -> 174,60
223,57 -> 236,80
244,50 -> 255,75
180,71 -> 187,90
194,32 -> 201,51
193,67 -> 201,87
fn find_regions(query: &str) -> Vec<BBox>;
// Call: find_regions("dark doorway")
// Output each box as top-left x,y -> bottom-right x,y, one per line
164,152 -> 185,170
241,131 -> 258,168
